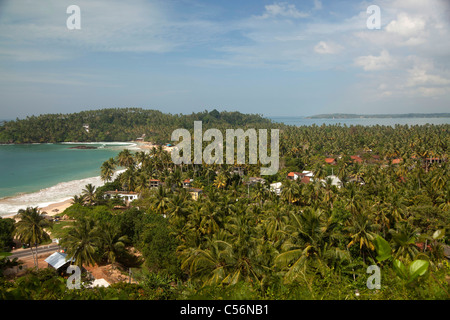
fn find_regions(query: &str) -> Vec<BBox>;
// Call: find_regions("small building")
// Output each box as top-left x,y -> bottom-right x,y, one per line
188,188 -> 203,201
183,179 -> 193,188
300,176 -> 311,184
45,252 -> 74,272
244,177 -> 266,186
325,158 -> 336,165
425,157 -> 444,165
350,155 -> 363,164
287,172 -> 302,180
323,175 -> 343,188
231,166 -> 246,177
348,176 -> 365,185
269,182 -> 282,195
302,170 -> 314,177
391,158 -> 402,165
104,190 -> 139,205
149,179 -> 162,188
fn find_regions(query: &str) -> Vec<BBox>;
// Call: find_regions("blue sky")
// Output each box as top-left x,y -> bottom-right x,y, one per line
1,0 -> 449,119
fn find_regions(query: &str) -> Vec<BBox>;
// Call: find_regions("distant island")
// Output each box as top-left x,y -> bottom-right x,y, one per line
306,113 -> 450,119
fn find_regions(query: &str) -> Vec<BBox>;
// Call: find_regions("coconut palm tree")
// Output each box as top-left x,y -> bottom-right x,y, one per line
98,222 -> 129,267
82,183 -> 96,206
71,194 -> 85,206
14,207 -> 52,269
213,172 -> 228,190
167,192 -> 190,224
100,158 -> 116,182
117,148 -> 135,168
153,186 -> 169,216
346,210 -> 379,262
61,218 -> 99,268
275,208 -> 342,282
389,222 -> 419,262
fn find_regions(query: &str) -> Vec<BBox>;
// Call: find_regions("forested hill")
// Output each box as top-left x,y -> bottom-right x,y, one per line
0,108 -> 274,144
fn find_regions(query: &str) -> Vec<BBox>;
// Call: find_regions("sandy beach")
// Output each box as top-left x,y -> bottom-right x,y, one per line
3,198 -> 73,221
38,198 -> 73,216
135,141 -> 175,153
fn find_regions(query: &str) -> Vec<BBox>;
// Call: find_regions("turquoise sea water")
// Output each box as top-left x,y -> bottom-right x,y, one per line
0,142 -> 135,216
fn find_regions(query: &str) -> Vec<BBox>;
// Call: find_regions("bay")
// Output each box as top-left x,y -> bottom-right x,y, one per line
0,142 -> 136,216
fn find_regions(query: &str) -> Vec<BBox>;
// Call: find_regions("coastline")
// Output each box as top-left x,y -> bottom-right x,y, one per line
3,198 -> 73,220
0,141 -> 169,219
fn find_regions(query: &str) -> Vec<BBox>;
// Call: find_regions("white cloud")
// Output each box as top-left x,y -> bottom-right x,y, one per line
385,13 -> 426,37
404,58 -> 450,88
260,2 -> 309,19
314,41 -> 343,54
354,50 -> 396,71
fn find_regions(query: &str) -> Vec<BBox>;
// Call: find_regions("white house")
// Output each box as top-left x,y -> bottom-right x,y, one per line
322,175 -> 343,188
104,190 -> 139,205
270,182 -> 282,195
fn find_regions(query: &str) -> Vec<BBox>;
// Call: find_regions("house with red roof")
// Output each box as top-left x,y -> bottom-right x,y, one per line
149,179 -> 162,188
350,155 -> 363,163
287,172 -> 302,180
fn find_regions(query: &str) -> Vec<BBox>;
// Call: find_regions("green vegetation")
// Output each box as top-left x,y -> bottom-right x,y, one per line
0,108 -> 272,144
307,113 -> 450,119
1,109 -> 449,300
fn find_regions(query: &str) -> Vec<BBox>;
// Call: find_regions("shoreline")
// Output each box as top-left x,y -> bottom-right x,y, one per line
0,141 -> 164,219
3,198 -> 73,220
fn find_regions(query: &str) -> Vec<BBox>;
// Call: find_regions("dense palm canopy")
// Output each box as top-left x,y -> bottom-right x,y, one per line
4,111 -> 449,300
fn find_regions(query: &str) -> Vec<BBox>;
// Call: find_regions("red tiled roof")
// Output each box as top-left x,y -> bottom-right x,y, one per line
351,155 -> 363,163
392,159 -> 402,164
325,158 -> 336,164
301,176 -> 311,184
287,172 -> 301,177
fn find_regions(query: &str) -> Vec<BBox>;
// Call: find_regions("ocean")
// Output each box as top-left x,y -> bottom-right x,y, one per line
0,142 -> 137,217
268,116 -> 450,127
1,116 -> 449,217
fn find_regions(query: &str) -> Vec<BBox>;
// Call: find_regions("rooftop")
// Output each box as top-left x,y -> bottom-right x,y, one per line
44,252 -> 73,270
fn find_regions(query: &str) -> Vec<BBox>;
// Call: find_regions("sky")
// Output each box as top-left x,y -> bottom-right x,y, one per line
0,0 -> 449,119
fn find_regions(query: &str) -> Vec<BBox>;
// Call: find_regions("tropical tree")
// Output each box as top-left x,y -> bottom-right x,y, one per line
61,218 -> 99,268
346,210 -> 379,262
98,222 -> 129,266
14,207 -> 52,269
82,184 -> 96,206
100,158 -> 116,182
117,149 -> 135,168
275,208 -> 344,282
153,186 -> 169,216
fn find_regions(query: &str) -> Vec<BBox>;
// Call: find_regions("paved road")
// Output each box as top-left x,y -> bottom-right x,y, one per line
10,244 -> 61,260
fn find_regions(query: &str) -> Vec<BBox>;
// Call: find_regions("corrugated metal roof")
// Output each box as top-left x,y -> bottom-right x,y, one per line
44,252 -> 73,269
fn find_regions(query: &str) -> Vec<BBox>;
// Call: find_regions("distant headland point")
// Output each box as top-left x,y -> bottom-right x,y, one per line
305,113 -> 450,119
